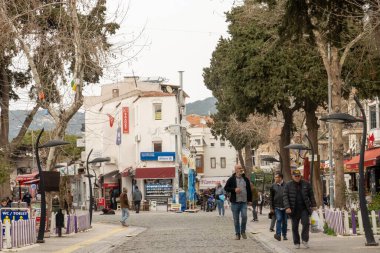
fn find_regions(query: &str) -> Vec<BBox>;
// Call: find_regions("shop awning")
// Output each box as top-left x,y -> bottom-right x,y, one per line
101,170 -> 119,178
23,179 -> 39,185
135,167 -> 175,179
345,148 -> 380,171
16,172 -> 39,184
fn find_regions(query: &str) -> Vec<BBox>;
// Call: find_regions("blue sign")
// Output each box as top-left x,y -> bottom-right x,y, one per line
1,208 -> 29,223
140,152 -> 176,161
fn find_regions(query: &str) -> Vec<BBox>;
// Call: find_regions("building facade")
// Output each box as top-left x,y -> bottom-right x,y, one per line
83,77 -> 186,208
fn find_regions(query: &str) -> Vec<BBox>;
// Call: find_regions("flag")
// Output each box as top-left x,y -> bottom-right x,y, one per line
107,114 -> 115,127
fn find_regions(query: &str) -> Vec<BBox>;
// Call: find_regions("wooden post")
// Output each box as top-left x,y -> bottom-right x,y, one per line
344,210 -> 349,235
358,210 -> 363,235
371,210 -> 377,235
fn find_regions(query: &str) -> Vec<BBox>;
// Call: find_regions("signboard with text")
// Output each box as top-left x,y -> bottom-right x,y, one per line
122,107 -> 129,134
140,152 -> 176,161
1,208 -> 29,223
199,177 -> 229,189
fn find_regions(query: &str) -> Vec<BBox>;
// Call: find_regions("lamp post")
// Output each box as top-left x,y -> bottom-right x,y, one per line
320,95 -> 378,246
35,128 -> 70,243
86,150 -> 110,225
284,142 -> 314,188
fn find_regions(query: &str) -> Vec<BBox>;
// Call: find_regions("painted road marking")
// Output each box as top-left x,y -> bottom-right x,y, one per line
54,227 -> 126,253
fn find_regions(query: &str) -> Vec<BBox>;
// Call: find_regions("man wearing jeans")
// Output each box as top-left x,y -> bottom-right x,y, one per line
224,165 -> 252,240
270,172 -> 287,241
119,188 -> 130,227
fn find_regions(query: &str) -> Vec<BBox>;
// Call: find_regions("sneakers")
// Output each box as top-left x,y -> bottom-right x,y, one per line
295,244 -> 300,249
274,234 -> 281,241
270,228 -> 274,232
283,236 -> 288,241
235,234 -> 241,240
302,241 -> 309,248
241,232 -> 247,239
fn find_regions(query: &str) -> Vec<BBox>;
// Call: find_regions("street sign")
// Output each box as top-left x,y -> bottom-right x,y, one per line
1,208 -> 29,223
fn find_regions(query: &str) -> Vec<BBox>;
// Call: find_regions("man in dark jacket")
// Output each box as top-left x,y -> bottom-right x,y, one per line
132,186 -> 143,213
224,164 -> 252,240
283,169 -> 317,249
270,172 -> 287,241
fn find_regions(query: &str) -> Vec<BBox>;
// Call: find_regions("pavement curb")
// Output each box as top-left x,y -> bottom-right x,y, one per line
248,229 -> 293,253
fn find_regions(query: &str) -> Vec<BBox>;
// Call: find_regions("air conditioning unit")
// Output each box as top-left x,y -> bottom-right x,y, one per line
135,134 -> 141,142
106,157 -> 117,164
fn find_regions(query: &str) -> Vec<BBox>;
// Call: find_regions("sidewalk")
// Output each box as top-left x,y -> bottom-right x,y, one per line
246,209 -> 380,253
3,221 -> 146,253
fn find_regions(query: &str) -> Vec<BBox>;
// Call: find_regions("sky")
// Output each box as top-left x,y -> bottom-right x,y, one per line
87,0 -> 236,103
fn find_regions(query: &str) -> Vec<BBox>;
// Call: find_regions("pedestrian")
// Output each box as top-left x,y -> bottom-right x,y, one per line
270,172 -> 288,241
109,189 -> 115,210
64,190 -> 73,214
119,187 -> 130,226
224,164 -> 252,240
55,209 -> 64,237
215,182 -> 226,217
269,212 -> 276,232
6,197 -> 12,207
132,186 -> 142,213
258,191 -> 264,214
283,169 -> 317,249
250,181 -> 259,222
22,191 -> 32,207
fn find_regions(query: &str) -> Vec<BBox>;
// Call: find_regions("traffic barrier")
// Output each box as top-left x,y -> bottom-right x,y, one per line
321,207 -> 380,236
50,212 -> 91,236
6,219 -> 36,248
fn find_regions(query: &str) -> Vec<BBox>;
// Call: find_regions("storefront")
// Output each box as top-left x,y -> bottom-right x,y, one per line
100,170 -> 120,209
345,148 -> 380,194
135,167 -> 175,205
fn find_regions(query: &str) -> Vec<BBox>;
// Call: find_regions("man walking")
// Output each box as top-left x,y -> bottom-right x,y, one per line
224,164 -> 252,240
132,186 -> 142,213
270,172 -> 287,241
283,169 -> 317,249
119,188 -> 130,227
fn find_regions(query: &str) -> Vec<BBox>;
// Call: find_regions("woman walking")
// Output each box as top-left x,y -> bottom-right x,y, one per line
215,182 -> 226,216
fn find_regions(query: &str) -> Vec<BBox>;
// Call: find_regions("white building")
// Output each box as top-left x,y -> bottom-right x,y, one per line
83,77 -> 186,208
185,115 -> 237,190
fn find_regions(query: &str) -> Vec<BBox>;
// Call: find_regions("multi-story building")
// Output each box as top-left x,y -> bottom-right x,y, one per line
83,77 -> 187,208
185,115 -> 236,190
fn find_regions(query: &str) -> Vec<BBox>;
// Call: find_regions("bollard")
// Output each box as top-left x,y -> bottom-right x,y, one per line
351,209 -> 357,235
5,221 -> 11,249
358,210 -> 363,235
371,210 -> 377,235
343,210 -> 349,235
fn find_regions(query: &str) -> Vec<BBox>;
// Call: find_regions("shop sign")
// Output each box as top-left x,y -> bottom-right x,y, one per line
199,177 -> 229,189
140,152 -> 175,161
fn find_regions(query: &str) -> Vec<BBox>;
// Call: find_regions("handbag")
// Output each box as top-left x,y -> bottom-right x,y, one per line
219,194 -> 225,201
268,211 -> 274,219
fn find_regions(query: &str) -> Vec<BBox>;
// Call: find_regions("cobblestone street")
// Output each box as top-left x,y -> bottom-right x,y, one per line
93,209 -> 269,253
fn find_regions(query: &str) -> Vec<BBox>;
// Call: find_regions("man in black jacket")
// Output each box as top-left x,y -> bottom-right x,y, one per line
270,172 -> 287,241
224,164 -> 252,240
283,169 -> 317,249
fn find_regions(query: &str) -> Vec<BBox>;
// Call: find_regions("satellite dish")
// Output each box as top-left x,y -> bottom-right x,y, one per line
166,86 -> 173,94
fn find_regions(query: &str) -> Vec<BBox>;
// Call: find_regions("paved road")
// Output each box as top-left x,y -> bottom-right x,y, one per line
93,209 -> 269,253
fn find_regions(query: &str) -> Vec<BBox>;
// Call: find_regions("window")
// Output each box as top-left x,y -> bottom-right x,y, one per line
220,142 -> 225,147
154,103 -> 162,120
194,139 -> 201,145
220,157 -> 226,168
370,105 -> 376,129
196,157 -> 202,168
210,142 -> 215,147
210,157 -> 216,168
153,142 -> 162,152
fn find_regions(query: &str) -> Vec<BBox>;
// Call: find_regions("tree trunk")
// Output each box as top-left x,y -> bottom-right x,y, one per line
244,144 -> 253,180
305,101 -> 323,207
330,49 -> 346,209
0,66 -> 10,147
279,106 -> 293,182
238,149 -> 245,169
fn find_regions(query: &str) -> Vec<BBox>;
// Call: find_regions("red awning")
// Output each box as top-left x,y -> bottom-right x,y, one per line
135,167 -> 175,179
23,179 -> 39,185
345,148 -> 380,171
16,172 -> 39,184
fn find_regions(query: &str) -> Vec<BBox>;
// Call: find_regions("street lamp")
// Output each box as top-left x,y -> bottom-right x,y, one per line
35,128 -> 70,243
86,149 -> 110,225
284,141 -> 314,187
320,95 -> 378,246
